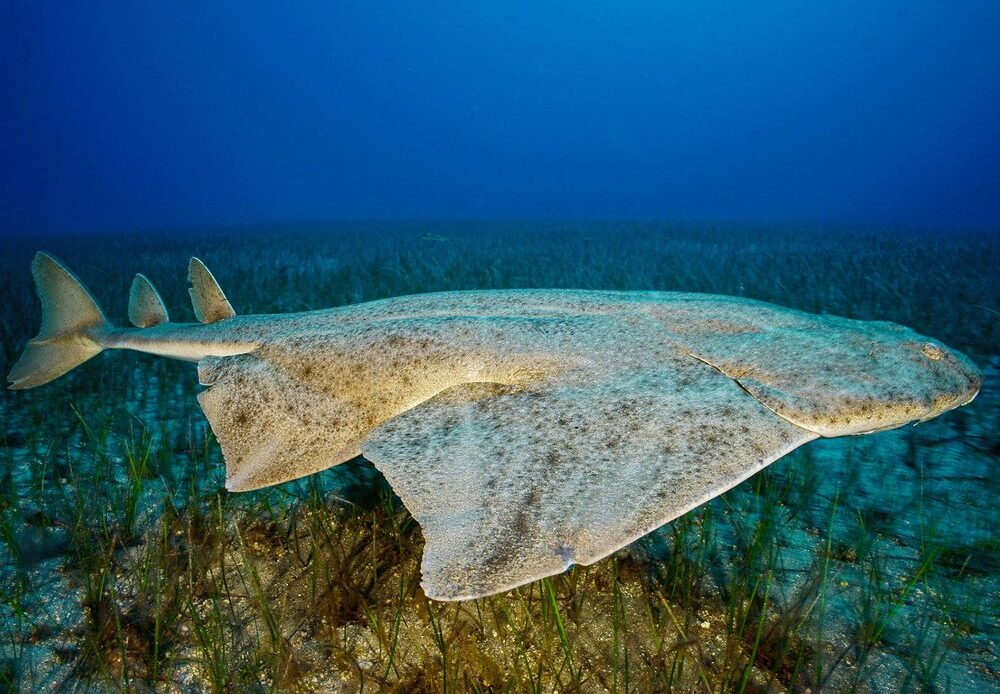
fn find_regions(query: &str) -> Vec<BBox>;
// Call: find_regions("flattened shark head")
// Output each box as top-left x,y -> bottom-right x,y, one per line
844,326 -> 983,431
690,315 -> 983,437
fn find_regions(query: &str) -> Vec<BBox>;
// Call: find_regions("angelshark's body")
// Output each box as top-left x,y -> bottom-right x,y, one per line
8,253 -> 983,599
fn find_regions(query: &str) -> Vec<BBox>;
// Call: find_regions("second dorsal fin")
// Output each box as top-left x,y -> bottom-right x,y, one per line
129,274 -> 170,327
188,257 -> 236,324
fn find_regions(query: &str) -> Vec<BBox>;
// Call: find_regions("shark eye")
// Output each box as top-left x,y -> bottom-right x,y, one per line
921,343 -> 944,361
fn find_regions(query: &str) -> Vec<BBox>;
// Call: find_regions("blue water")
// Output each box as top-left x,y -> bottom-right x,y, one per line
3,2 -> 999,234
1,4 -> 999,692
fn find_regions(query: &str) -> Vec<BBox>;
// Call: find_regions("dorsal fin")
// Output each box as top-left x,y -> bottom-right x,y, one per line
128,274 -> 169,327
188,257 -> 236,324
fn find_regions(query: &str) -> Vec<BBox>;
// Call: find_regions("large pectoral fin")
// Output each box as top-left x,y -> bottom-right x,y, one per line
198,353 -> 363,491
361,363 -> 816,601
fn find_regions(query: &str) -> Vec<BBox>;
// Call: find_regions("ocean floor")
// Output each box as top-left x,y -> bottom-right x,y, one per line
0,223 -> 996,692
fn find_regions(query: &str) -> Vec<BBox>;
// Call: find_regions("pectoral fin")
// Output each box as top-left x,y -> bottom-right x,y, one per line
362,360 -> 815,601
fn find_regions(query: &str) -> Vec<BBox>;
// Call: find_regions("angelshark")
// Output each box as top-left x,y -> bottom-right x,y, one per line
7,253 -> 983,600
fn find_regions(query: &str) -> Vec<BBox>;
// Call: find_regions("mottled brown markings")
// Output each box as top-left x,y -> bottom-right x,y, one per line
178,288 -> 982,597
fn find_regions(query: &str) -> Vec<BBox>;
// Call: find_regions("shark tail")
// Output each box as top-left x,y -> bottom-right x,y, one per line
7,252 -> 110,390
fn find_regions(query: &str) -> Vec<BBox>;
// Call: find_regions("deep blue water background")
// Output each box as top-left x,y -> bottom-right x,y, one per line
2,2 -> 999,234
1,6 -> 999,689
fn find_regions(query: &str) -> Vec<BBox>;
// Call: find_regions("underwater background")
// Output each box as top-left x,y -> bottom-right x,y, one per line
2,3 -> 998,693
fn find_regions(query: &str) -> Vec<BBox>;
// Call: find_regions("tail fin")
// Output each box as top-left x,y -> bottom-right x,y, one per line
7,252 -> 110,390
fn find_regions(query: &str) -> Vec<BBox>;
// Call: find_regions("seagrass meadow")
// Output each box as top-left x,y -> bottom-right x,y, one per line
0,222 -> 997,693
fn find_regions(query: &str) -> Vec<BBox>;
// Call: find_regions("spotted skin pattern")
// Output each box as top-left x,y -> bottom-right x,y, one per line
7,255 -> 983,600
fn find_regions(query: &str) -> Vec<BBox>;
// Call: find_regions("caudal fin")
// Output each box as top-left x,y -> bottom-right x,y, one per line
7,252 -> 110,390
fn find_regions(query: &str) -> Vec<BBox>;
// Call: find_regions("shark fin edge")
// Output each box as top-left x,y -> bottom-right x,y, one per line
128,274 -> 170,328
188,257 -> 236,324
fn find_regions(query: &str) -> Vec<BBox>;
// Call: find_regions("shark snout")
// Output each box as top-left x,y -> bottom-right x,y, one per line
950,348 -> 983,408
921,341 -> 983,417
